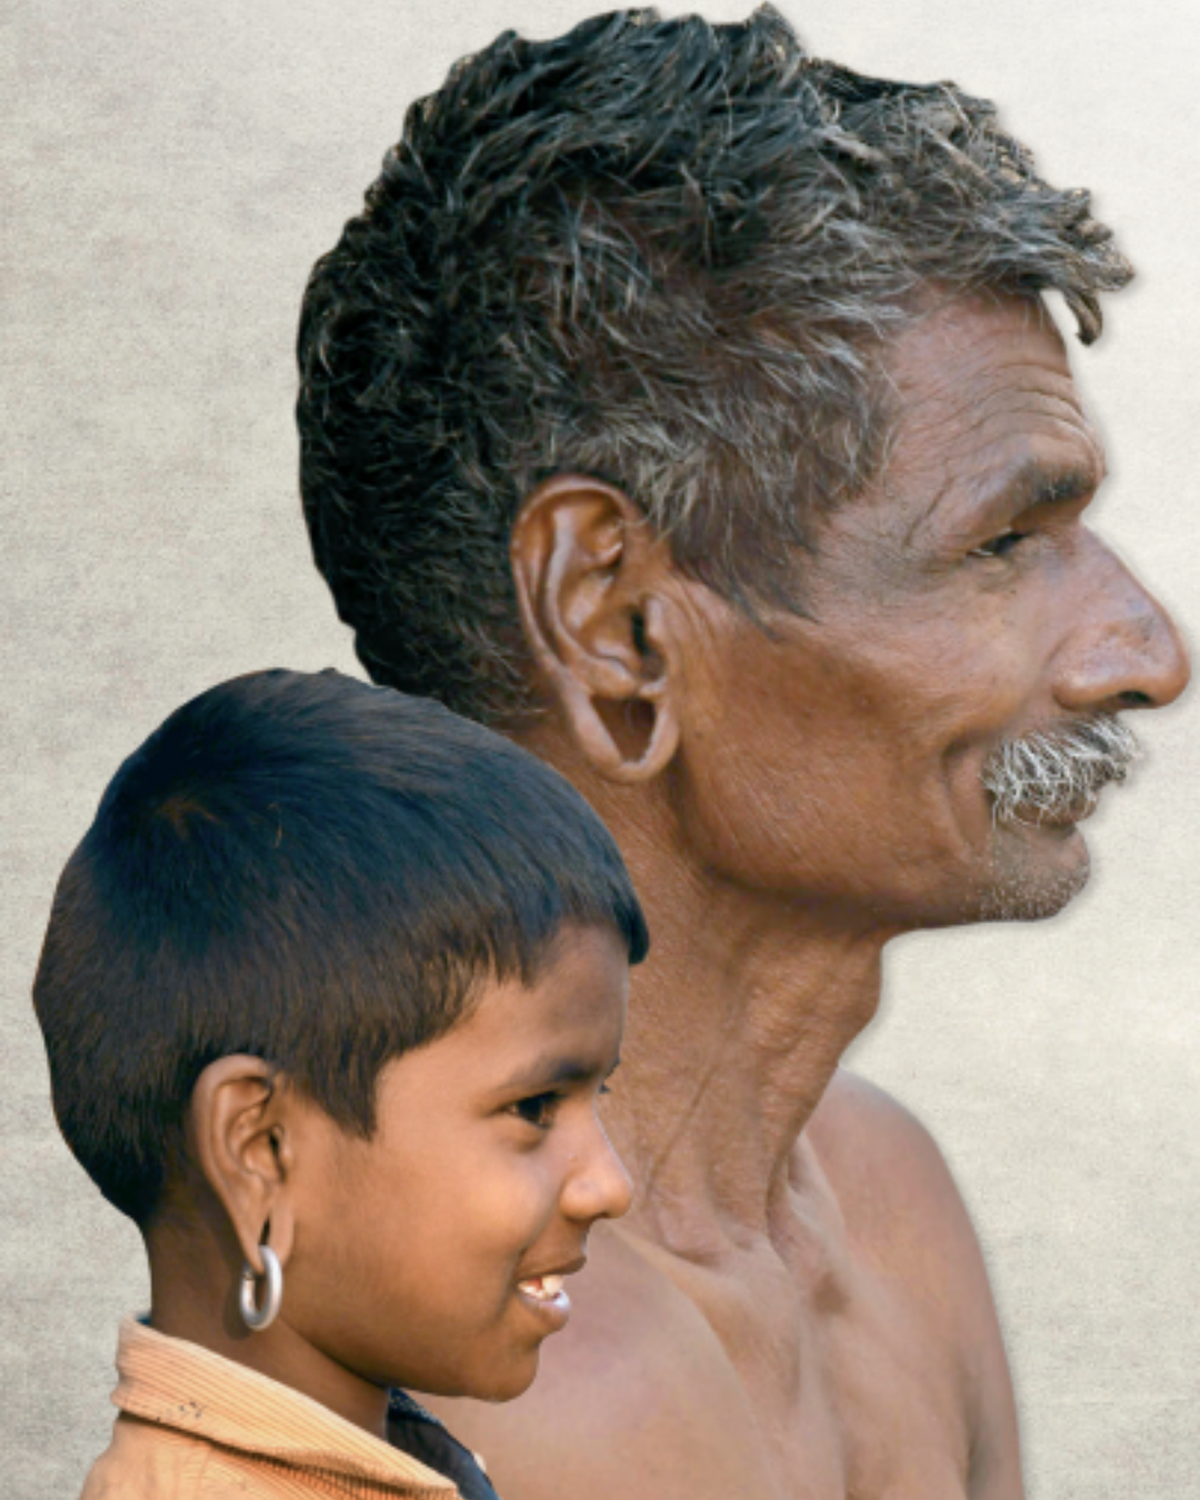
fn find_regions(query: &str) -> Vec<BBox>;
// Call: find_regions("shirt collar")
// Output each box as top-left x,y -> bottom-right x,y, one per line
113,1316 -> 458,1494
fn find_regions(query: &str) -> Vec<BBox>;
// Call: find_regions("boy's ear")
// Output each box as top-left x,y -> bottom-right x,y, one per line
510,475 -> 682,784
189,1056 -> 297,1275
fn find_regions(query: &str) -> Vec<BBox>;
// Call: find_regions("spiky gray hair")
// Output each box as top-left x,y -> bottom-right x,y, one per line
298,5 -> 1131,725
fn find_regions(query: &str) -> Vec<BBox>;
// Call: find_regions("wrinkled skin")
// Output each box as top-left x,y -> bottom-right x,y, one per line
671,294 -> 1171,929
419,295 -> 1188,1500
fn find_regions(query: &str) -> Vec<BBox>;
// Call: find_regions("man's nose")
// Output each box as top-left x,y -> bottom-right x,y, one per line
1053,542 -> 1190,714
561,1122 -> 634,1225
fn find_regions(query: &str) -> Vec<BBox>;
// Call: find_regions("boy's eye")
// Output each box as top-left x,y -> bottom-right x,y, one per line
511,1092 -> 561,1130
969,529 -> 1028,560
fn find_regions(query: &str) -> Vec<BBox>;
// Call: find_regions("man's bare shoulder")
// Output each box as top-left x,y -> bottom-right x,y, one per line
809,1069 -> 968,1212
808,1069 -> 1021,1497
808,1068 -> 992,1291
426,1223 -> 776,1500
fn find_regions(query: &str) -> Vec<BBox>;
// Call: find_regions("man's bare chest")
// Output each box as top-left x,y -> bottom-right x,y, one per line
779,1277 -> 972,1500
661,1217 -> 973,1499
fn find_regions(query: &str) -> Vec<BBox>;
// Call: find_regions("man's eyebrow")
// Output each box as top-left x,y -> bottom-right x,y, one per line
981,455 -> 1104,517
908,452 -> 1104,547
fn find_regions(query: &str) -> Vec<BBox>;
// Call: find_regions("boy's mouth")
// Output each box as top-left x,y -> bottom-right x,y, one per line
515,1253 -> 585,1320
515,1271 -> 571,1330
516,1273 -> 565,1302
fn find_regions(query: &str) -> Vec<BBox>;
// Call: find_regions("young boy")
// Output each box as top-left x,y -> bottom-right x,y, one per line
33,668 -> 646,1499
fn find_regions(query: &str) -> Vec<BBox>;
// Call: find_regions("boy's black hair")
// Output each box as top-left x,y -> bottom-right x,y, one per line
33,669 -> 648,1225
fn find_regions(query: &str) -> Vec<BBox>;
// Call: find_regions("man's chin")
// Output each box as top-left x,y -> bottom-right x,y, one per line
976,819 -> 1093,922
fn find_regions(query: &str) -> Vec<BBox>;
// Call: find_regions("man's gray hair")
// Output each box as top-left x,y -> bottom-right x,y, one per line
298,5 -> 1131,725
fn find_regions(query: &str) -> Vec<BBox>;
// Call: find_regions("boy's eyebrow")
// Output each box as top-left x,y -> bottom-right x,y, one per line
496,1052 -> 619,1093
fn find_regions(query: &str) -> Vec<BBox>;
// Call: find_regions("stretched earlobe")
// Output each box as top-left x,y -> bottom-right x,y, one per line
556,598 -> 681,783
511,476 -> 682,784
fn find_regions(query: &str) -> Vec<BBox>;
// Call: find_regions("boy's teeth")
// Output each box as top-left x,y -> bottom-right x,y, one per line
520,1273 -> 565,1300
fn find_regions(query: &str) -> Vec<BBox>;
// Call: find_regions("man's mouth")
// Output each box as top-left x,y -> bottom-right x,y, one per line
981,713 -> 1141,826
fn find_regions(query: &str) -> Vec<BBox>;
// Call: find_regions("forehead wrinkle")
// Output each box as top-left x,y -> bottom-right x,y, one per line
900,372 -> 1092,449
888,303 -> 1081,426
891,297 -> 1070,379
875,297 -> 1103,549
893,385 -> 1103,540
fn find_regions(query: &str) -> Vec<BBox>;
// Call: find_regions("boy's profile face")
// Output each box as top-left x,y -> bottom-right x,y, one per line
277,923 -> 632,1404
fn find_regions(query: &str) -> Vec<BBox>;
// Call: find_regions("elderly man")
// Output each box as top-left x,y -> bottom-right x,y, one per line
295,9 -> 1188,1499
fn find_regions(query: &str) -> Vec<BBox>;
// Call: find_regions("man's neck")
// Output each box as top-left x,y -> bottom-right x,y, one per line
605,874 -> 888,1258
515,734 -> 895,1260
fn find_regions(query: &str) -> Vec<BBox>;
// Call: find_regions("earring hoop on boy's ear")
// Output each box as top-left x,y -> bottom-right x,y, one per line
239,1245 -> 282,1332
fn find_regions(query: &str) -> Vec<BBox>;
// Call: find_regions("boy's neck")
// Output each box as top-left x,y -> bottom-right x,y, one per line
145,1210 -> 393,1440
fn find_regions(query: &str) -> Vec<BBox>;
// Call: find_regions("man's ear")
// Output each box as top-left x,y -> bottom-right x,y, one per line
189,1056 -> 297,1275
511,475 -> 681,784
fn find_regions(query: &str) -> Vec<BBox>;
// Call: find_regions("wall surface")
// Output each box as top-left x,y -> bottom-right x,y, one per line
4,2 -> 1197,1496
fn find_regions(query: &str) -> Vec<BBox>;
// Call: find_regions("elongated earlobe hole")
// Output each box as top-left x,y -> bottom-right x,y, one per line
512,478 -> 681,782
571,682 -> 679,784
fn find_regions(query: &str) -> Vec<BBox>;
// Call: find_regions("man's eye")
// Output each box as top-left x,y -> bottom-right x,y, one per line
969,529 -> 1028,559
511,1092 -> 561,1129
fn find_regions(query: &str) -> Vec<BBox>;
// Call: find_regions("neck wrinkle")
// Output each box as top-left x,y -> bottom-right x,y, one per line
602,860 -> 889,1260
508,729 -> 894,1260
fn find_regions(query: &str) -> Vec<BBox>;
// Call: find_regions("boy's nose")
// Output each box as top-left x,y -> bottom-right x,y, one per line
562,1125 -> 634,1224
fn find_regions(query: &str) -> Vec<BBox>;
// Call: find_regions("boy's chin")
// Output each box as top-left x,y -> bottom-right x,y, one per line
472,1347 -> 543,1405
420,1344 -> 543,1404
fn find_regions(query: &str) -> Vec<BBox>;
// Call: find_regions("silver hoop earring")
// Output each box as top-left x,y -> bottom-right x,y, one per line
239,1244 -> 282,1332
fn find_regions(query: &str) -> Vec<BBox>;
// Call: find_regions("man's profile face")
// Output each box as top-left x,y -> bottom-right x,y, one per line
670,293 -> 1189,928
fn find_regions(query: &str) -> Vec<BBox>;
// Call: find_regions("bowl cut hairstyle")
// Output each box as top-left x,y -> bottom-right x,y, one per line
33,669 -> 648,1226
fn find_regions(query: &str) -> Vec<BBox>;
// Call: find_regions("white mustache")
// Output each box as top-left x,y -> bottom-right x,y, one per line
981,714 -> 1141,824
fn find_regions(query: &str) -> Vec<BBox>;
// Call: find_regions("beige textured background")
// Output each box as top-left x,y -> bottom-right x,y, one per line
4,2 -> 1197,1495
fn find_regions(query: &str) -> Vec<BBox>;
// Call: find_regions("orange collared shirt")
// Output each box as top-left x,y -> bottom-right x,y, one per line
82,1318 -> 465,1499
